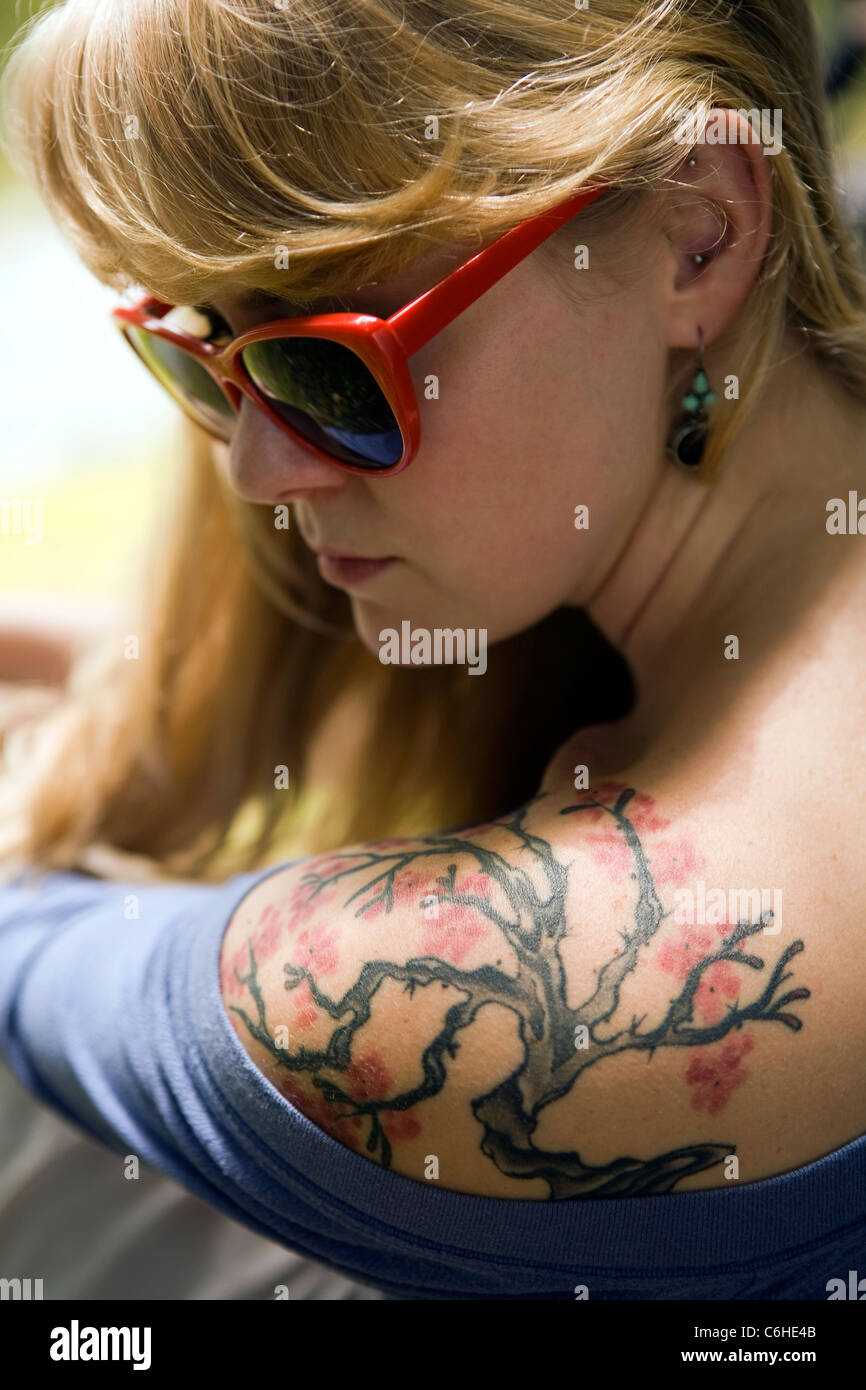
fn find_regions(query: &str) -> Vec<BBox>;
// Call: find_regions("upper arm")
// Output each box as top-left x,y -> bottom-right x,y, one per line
219,784 -> 824,1200
220,822 -> 537,1197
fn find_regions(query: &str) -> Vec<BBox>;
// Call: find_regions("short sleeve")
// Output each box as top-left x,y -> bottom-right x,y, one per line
2,865 -> 865,1301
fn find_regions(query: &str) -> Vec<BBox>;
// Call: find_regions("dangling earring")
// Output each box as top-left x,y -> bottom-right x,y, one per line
666,326 -> 717,470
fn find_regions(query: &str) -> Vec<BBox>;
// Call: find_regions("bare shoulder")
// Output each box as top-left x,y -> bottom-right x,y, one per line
219,782 -> 866,1199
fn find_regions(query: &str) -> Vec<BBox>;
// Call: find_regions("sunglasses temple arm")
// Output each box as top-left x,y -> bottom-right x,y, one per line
386,185 -> 607,359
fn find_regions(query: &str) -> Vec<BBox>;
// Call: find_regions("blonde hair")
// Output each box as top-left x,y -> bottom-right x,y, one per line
1,0 -> 865,881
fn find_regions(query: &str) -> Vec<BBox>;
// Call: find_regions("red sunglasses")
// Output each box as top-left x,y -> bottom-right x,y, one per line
112,183 -> 607,477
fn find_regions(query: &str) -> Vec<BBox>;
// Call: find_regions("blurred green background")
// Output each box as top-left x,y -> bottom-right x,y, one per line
0,0 -> 179,604
1,0 -> 865,606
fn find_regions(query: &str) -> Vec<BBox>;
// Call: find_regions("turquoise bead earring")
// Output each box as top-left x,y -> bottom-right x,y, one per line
666,325 -> 717,470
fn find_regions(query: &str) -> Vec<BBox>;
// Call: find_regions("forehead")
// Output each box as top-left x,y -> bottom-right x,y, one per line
206,235 -> 483,315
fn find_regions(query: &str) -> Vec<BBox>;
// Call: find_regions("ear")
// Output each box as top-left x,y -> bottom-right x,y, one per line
660,109 -> 775,351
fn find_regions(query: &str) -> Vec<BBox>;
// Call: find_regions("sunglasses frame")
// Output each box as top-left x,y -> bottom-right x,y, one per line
111,182 -> 608,477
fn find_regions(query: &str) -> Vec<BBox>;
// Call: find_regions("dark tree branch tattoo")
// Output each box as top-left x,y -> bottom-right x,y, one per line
228,787 -> 810,1198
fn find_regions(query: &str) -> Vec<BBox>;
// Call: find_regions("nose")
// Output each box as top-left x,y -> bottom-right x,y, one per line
223,395 -> 346,504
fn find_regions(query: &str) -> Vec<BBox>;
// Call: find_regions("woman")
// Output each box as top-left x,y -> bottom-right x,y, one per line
0,0 -> 864,1300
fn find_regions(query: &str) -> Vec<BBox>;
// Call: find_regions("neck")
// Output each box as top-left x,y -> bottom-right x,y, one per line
559,337 -> 866,781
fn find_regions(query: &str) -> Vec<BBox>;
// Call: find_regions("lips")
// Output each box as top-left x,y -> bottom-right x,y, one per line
314,552 -> 396,587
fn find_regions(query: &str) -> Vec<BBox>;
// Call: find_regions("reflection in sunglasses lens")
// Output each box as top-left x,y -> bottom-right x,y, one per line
240,336 -> 404,468
123,326 -> 235,435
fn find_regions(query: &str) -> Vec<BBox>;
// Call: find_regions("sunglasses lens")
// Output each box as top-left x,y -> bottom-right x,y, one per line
122,326 -> 235,438
239,337 -> 404,469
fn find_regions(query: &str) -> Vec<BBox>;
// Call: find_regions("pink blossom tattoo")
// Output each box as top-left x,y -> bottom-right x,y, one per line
226,786 -> 810,1197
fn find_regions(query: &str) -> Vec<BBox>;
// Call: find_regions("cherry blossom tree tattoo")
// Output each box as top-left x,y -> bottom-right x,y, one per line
226,786 -> 810,1198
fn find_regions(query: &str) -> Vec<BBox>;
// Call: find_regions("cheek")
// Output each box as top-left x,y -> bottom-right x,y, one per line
359,286 -> 665,640
393,340 -> 654,629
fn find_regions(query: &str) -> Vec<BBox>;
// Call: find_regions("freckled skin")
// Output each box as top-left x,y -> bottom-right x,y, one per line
221,784 -> 811,1196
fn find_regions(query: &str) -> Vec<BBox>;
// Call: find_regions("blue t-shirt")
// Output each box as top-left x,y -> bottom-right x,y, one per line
0,865 -> 864,1300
